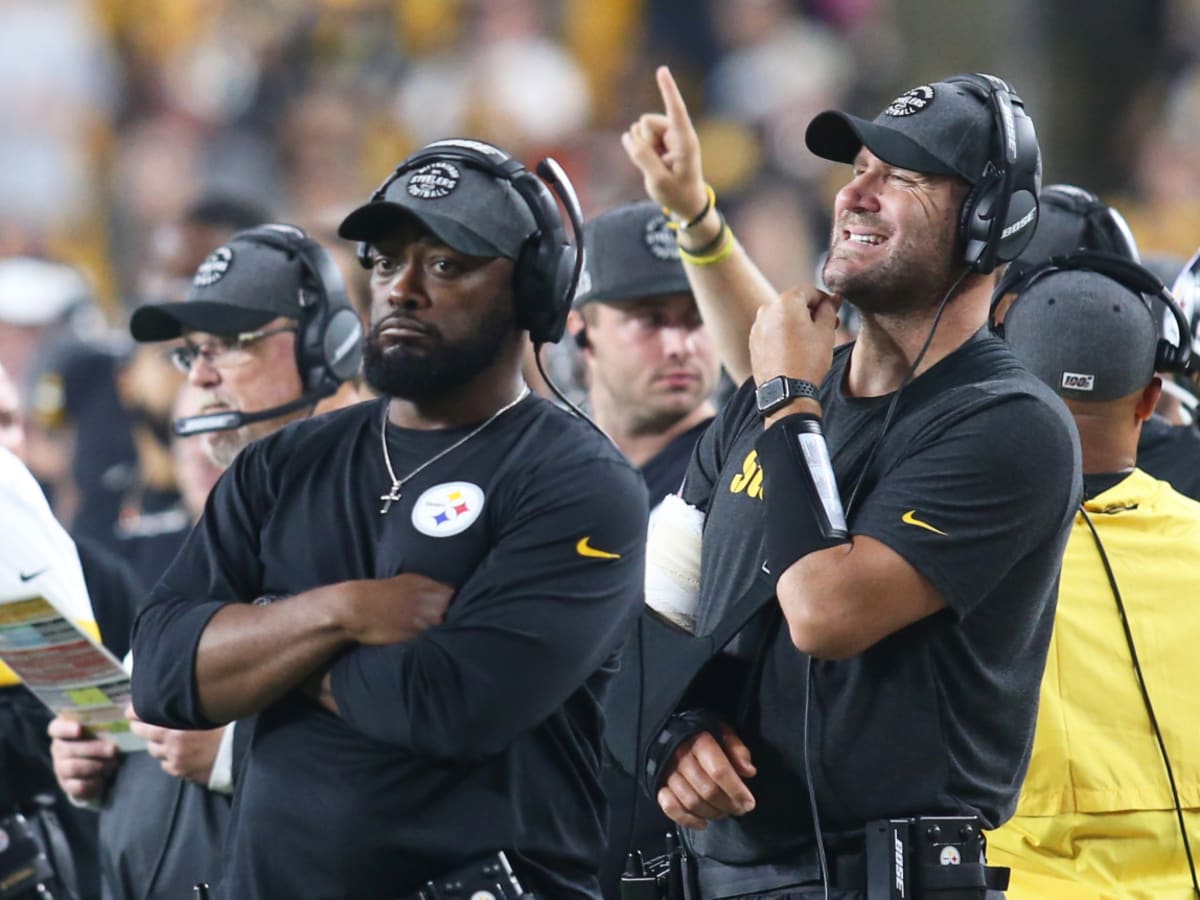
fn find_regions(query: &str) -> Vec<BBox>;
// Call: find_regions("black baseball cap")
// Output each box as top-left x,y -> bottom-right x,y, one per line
806,77 -> 998,183
130,225 -> 310,341
573,202 -> 692,307
1004,268 -> 1158,402
338,139 -> 537,260
1015,185 -> 1139,270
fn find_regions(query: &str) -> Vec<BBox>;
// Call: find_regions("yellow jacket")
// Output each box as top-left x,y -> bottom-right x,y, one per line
988,469 -> 1200,898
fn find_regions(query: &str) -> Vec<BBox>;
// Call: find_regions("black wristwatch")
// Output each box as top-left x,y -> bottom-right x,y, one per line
755,376 -> 819,417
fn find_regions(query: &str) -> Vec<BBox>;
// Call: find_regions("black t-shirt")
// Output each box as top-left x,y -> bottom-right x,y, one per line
1136,415 -> 1200,501
640,419 -> 713,508
677,331 -> 1081,864
130,395 -> 648,900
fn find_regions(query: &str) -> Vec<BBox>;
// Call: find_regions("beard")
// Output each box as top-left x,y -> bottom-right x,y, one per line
204,429 -> 246,469
363,299 -> 516,400
822,211 -> 962,315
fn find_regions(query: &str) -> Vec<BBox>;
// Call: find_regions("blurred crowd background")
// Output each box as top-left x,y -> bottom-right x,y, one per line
4,0 -> 1200,541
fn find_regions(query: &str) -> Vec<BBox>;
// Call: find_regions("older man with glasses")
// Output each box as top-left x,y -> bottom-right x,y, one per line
47,224 -> 364,900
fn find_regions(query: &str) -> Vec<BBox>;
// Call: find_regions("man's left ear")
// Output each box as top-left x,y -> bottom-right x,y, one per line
1136,376 -> 1163,422
566,309 -> 589,351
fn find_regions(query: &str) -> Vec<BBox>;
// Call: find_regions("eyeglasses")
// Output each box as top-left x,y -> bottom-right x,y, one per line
167,326 -> 298,374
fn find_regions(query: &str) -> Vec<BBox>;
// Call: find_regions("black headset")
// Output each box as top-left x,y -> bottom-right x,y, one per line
173,224 -> 365,438
1040,184 -> 1140,260
357,139 -> 584,345
241,224 -> 364,394
946,73 -> 1041,275
993,251 -> 1194,375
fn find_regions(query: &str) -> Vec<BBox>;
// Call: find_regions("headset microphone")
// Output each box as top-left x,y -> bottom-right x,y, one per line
173,388 -> 332,437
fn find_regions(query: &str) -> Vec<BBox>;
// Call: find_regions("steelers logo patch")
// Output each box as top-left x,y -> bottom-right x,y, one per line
407,162 -> 461,200
643,214 -> 680,262
193,246 -> 233,287
411,481 -> 486,537
884,85 -> 934,117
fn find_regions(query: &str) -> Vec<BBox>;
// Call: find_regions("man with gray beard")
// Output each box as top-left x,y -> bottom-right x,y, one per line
49,223 -> 363,899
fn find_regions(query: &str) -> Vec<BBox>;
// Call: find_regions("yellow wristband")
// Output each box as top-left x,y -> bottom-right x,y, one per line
678,224 -> 735,266
663,183 -> 716,232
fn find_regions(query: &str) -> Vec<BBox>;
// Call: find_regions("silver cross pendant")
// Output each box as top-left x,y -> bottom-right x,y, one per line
379,483 -> 402,515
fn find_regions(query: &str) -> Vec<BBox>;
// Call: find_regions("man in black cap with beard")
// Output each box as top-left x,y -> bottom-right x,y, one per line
128,139 -> 648,900
615,67 -> 1081,898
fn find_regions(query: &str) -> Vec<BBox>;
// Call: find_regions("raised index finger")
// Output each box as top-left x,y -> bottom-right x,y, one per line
656,65 -> 695,136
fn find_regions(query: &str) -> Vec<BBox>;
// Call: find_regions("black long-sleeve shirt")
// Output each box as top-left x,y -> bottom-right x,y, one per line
131,396 -> 648,900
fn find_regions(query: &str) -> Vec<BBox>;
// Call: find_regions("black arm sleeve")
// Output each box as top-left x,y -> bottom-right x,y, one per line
130,442 -> 273,728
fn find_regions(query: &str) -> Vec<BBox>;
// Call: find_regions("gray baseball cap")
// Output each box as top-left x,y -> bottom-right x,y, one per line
1004,267 -> 1158,402
338,140 -> 538,260
573,201 -> 692,307
130,225 -> 309,341
806,78 -> 998,183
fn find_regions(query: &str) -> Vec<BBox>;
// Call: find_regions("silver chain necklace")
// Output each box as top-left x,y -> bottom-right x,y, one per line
378,386 -> 530,514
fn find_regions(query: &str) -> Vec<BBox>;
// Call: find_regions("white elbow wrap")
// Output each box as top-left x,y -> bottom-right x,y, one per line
644,493 -> 705,634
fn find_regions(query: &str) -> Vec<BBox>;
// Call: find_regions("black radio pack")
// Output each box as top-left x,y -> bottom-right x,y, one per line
0,813 -> 56,900
864,816 -> 1009,900
619,832 -> 688,900
407,852 -> 535,900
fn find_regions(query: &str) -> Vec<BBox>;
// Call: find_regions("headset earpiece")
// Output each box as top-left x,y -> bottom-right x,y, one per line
950,74 -> 1041,275
237,224 -> 364,395
573,325 -> 589,351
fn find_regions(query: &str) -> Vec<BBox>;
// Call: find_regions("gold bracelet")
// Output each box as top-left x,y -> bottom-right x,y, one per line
678,223 -> 735,266
663,183 -> 716,232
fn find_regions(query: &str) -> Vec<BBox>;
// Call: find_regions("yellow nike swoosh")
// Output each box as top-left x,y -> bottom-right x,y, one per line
576,536 -> 621,560
901,509 -> 947,535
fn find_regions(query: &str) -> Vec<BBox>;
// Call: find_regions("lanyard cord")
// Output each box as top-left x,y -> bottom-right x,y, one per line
1078,505 -> 1199,898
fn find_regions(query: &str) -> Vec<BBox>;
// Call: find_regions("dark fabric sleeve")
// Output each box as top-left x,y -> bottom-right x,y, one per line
75,537 -> 143,661
330,457 -> 649,759
680,378 -> 756,513
849,395 -> 1078,620
130,443 -> 273,729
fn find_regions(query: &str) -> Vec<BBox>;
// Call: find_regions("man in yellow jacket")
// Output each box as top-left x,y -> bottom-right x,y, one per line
989,255 -> 1200,899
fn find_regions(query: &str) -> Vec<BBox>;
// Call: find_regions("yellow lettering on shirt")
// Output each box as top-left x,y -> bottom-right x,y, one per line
729,450 -> 764,499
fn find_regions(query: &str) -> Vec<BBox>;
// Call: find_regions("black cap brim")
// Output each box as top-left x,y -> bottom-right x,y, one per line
337,202 -> 507,259
805,111 -> 960,178
129,301 -> 277,342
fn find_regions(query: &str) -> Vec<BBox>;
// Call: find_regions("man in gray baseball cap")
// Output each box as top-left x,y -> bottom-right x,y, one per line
567,201 -> 721,506
990,258 -> 1200,897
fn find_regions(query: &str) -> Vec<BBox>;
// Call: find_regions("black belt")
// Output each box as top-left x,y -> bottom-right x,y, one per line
693,843 -> 867,899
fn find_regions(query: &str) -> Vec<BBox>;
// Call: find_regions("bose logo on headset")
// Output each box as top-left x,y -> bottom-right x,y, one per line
948,73 -> 1042,275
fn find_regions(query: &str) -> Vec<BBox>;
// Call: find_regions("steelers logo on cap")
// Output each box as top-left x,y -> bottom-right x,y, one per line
643,214 -> 680,262
407,162 -> 461,200
884,85 -> 934,117
193,246 -> 233,287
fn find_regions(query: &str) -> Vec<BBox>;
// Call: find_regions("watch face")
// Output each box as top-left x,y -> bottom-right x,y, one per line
756,377 -> 787,413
